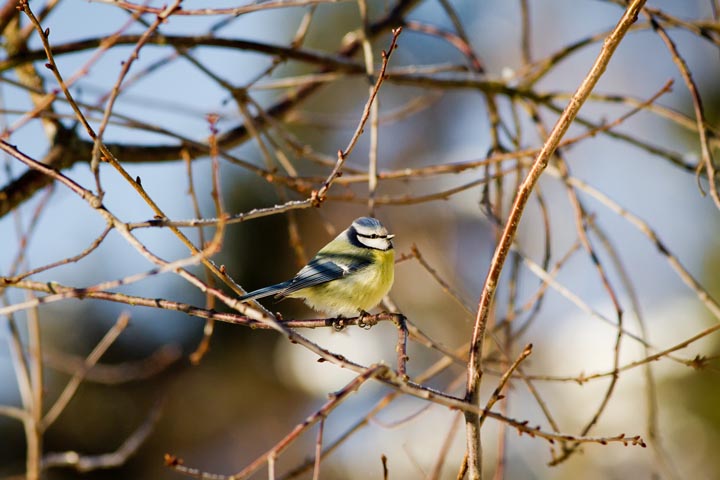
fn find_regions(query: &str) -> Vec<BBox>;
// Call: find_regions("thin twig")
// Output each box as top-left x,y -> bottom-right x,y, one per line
478,344 -> 533,428
645,11 -> 720,209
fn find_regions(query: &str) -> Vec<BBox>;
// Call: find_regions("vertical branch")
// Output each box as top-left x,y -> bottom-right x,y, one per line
184,148 -> 215,364
312,418 -> 324,480
189,113 -> 226,364
5,308 -> 38,480
519,0 -> 532,64
393,313 -> 409,380
462,2 -> 646,478
26,299 -> 43,480
269,454 -> 276,480
357,0 -> 380,215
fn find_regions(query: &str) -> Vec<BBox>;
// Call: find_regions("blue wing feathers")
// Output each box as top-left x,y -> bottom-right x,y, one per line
278,258 -> 348,296
240,253 -> 371,301
238,280 -> 293,301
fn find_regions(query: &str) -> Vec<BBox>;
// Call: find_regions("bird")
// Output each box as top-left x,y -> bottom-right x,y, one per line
238,217 -> 395,317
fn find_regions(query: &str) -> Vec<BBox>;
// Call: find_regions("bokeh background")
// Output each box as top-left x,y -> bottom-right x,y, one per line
1,0 -> 719,478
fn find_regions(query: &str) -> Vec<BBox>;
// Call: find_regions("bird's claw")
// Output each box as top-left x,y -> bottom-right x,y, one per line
357,310 -> 376,330
331,317 -> 347,331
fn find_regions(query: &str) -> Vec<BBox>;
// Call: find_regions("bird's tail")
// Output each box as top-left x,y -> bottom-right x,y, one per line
238,281 -> 292,302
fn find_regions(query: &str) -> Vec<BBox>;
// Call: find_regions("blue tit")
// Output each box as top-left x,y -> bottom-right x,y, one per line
239,217 -> 395,317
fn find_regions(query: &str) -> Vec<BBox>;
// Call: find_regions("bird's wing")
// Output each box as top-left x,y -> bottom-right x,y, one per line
238,280 -> 293,301
277,253 -> 371,297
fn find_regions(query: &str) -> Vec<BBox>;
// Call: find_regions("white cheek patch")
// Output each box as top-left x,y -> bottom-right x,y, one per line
358,236 -> 390,250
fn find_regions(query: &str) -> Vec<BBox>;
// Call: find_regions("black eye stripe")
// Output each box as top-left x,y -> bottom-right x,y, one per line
347,225 -> 392,251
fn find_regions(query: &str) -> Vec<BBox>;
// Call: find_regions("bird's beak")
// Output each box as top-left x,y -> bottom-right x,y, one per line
387,234 -> 395,240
